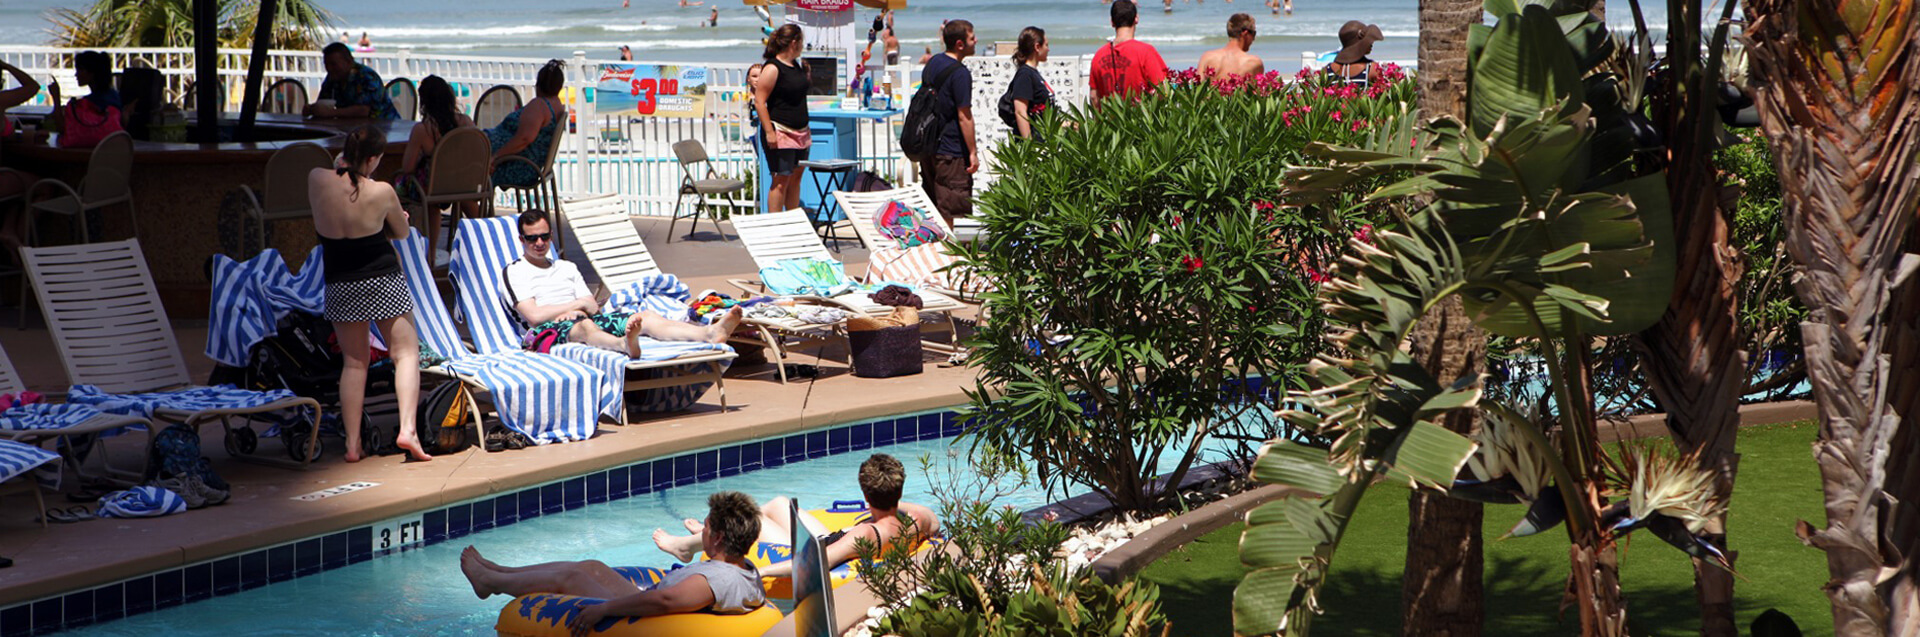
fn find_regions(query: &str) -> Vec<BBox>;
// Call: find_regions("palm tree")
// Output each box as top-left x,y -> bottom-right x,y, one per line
45,0 -> 334,49
1740,0 -> 1920,633
1401,0 -> 1490,631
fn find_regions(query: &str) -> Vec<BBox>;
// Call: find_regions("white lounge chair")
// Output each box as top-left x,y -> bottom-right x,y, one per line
0,340 -> 152,484
564,193 -> 839,384
449,215 -> 736,416
834,186 -> 991,304
20,240 -> 323,468
0,439 -> 59,527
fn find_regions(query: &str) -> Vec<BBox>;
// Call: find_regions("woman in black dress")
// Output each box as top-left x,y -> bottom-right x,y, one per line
753,24 -> 811,213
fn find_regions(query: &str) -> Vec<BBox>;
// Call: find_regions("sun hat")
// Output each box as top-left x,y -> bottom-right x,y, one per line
1334,20 -> 1385,64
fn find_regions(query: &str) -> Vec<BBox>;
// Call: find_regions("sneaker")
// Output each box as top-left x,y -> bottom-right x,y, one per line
152,476 -> 206,509
189,472 -> 231,506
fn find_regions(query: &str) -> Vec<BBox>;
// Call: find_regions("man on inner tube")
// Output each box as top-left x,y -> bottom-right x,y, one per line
459,492 -> 767,634
652,453 -> 941,577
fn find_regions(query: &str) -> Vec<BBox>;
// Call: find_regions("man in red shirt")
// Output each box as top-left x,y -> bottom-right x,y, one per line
1090,0 -> 1170,103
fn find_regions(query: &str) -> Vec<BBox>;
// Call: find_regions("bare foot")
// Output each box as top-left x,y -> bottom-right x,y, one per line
624,315 -> 645,358
707,307 -> 744,344
395,433 -> 434,462
652,528 -> 700,563
460,548 -> 494,599
681,518 -> 705,534
344,437 -> 363,463
467,546 -> 508,572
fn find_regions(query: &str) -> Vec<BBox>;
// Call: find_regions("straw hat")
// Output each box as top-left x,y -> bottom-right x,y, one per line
1334,20 -> 1384,64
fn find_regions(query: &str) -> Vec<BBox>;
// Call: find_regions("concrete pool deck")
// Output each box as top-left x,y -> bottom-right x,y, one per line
0,216 -> 982,616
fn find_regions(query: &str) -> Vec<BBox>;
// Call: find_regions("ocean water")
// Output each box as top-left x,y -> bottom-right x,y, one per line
1,0 -> 1666,68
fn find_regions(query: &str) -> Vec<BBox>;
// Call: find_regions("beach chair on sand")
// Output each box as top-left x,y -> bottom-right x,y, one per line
730,210 -> 966,355
834,186 -> 991,304
450,215 -> 735,415
0,341 -> 152,484
564,193 -> 838,385
20,240 -> 323,469
395,231 -> 623,445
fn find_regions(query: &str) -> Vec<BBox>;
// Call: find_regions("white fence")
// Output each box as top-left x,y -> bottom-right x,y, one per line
1,46 -> 1090,216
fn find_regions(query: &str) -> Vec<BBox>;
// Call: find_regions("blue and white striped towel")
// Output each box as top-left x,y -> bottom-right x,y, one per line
0,403 -> 121,431
97,486 -> 187,518
603,275 -> 697,324
0,439 -> 58,484
205,248 -> 328,367
69,385 -> 299,419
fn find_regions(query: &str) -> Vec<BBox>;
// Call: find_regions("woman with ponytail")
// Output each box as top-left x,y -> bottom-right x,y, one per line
999,27 -> 1053,141
753,24 -> 810,213
309,126 -> 431,463
393,75 -> 475,260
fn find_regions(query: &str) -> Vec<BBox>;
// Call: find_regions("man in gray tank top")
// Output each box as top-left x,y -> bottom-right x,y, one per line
458,491 -> 768,630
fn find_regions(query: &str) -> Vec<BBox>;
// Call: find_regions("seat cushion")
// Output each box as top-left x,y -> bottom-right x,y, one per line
693,178 -> 746,194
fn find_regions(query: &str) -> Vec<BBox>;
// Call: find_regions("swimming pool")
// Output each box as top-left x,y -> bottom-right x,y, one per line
46,407 -> 1257,636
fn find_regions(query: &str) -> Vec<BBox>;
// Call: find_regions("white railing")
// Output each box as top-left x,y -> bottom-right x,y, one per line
2,46 -> 1091,216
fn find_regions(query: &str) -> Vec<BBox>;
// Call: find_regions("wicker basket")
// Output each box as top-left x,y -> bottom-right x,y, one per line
848,324 -> 923,378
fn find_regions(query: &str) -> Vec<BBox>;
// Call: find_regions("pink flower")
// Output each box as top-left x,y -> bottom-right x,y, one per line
1253,200 -> 1276,212
1331,110 -> 1344,122
1350,119 -> 1366,132
1353,224 -> 1375,245
1171,215 -> 1183,227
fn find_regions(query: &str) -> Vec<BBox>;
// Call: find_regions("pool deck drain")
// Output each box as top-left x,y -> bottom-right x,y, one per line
0,217 -> 979,617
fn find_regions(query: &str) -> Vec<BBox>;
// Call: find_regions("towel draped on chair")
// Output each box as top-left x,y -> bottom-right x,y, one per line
0,439 -> 58,484
206,248 -> 327,367
69,384 -> 301,419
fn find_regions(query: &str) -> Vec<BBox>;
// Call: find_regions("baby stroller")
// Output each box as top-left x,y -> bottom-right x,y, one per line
209,310 -> 397,461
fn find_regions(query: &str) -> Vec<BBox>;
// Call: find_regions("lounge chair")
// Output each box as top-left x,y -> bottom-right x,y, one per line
448,215 -> 735,416
0,340 -> 152,485
730,209 -> 966,355
394,230 -> 624,445
834,186 -> 991,304
564,193 -> 839,384
0,439 -> 59,527
20,240 -> 323,468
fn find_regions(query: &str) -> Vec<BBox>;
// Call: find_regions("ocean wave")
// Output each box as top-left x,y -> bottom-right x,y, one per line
359,22 -> 681,39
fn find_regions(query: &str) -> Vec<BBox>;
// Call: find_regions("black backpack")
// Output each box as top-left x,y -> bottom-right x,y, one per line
899,63 -> 964,162
416,382 -> 474,455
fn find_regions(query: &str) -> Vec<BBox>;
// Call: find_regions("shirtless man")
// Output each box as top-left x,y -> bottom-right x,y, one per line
1197,13 -> 1265,81
652,454 -> 940,578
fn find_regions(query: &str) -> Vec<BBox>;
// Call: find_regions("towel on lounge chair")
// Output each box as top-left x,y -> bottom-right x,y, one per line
760,258 -> 862,297
0,403 -> 132,433
205,248 -> 328,367
68,384 -> 301,419
0,439 -> 58,484
603,275 -> 697,323
97,486 -> 187,518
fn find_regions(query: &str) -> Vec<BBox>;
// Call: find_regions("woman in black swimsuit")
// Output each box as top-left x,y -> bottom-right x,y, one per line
309,126 -> 431,462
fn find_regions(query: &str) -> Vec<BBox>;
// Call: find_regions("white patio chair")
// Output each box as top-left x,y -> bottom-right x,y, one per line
27,130 -> 138,244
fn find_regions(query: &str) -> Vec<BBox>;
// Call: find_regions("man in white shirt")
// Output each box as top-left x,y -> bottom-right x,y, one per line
503,209 -> 740,357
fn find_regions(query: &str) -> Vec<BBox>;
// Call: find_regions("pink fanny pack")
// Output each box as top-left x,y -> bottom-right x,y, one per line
772,124 -> 812,150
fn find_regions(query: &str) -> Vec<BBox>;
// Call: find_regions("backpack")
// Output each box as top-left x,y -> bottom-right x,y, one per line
417,382 -> 473,455
898,63 -> 964,162
873,200 -> 946,250
851,170 -> 894,194
146,423 -> 226,490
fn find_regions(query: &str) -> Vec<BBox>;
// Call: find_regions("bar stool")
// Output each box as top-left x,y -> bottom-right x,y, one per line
798,159 -> 860,249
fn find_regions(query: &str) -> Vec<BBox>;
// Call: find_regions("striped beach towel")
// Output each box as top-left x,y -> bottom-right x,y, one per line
396,232 -> 621,445
205,248 -> 328,367
603,275 -> 696,324
0,403 -> 130,432
0,439 -> 58,485
97,486 -> 187,518
865,243 -> 990,294
69,385 -> 300,419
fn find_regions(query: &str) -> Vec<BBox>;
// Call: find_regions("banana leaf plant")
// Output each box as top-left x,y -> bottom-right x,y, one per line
1230,5 -> 1730,635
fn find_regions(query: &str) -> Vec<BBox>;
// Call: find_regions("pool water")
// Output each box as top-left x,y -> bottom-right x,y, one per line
64,427 -> 1253,636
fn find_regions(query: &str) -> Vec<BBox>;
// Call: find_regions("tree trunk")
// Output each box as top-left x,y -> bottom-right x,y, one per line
1632,0 -> 1746,633
1403,2 -> 1487,633
1741,1 -> 1920,634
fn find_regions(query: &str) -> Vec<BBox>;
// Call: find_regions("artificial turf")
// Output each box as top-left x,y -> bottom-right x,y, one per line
1138,421 -> 1832,635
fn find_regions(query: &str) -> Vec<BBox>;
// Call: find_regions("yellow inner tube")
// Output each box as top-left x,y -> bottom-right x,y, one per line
626,504 -> 933,599
495,594 -> 782,637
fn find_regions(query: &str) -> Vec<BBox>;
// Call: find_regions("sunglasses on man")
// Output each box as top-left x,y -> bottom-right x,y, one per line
521,232 -> 552,243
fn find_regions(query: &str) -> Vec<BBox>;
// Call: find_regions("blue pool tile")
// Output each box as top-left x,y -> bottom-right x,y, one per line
123,575 -> 154,614
486,495 -> 513,527
942,411 -> 963,435
851,423 -> 873,450
321,532 -> 349,569
918,414 -> 942,439
446,504 -> 473,539
541,483 -> 565,514
719,446 -> 741,477
898,417 -> 921,442
90,583 -> 123,622
296,539 -> 323,576
59,591 -> 90,630
267,545 -> 297,583
518,489 -> 543,519
740,442 -> 761,469
346,528 -> 372,565
28,600 -> 57,634
587,472 -> 609,504
183,563 -> 213,602
828,427 -> 850,454
153,568 -> 183,609
651,461 -> 673,491
424,509 -> 448,544
562,478 -> 586,511
760,440 -> 786,468
212,556 -> 242,594
608,466 -> 630,498
875,419 -> 895,445
2,603 -> 29,637
805,431 -> 829,458
672,455 -> 696,486
695,450 -> 718,481
240,550 -> 269,589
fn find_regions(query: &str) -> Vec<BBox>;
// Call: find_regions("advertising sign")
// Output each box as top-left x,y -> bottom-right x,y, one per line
595,64 -> 709,118
795,0 -> 854,11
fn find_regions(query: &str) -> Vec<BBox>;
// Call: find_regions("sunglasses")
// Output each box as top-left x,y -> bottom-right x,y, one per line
520,232 -> 552,243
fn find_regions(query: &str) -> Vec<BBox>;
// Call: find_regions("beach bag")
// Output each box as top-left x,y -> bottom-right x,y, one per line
851,170 -> 894,193
848,309 -> 923,378
898,64 -> 963,162
873,200 -> 946,250
57,98 -> 123,149
416,382 -> 473,455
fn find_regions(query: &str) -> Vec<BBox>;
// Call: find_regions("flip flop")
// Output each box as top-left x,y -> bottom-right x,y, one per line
0,556 -> 13,568
41,506 -> 93,524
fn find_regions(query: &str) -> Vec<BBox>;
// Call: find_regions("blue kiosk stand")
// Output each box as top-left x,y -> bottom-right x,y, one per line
754,107 -> 900,242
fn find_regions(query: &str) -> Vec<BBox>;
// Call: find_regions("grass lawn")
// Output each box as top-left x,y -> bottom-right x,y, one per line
1139,422 -> 1831,635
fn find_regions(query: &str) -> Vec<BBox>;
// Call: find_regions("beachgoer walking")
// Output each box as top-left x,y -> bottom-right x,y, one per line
710,7 -> 719,27
919,20 -> 978,225
1284,0 -> 1293,14
486,60 -> 565,188
308,126 -> 430,463
754,24 -> 810,214
461,491 -> 769,630
391,76 -> 474,261
1090,0 -> 1170,103
1197,13 -> 1265,81
1000,27 -> 1054,141
1324,20 -> 1384,87
310,43 -> 400,120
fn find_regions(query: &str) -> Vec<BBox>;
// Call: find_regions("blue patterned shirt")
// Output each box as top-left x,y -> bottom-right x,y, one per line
318,63 -> 400,120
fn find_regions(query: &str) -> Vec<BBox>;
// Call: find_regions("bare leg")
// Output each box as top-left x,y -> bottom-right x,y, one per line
333,321 -> 372,463
568,319 -> 632,356
768,177 -> 792,214
460,547 -> 632,599
633,308 -> 741,345
755,495 -> 799,545
375,314 -> 432,461
783,171 -> 805,212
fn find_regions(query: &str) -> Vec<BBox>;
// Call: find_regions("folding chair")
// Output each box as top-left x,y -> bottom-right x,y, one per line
386,77 -> 418,120
668,139 -> 747,242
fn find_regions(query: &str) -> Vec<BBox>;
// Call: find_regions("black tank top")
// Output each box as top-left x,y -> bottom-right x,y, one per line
765,58 -> 810,130
319,230 -> 401,284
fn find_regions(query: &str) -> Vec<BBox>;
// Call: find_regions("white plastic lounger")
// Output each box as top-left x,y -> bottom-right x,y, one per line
834,186 -> 992,304
564,193 -> 837,385
730,209 -> 965,355
0,439 -> 59,527
450,215 -> 734,415
20,240 -> 323,469
0,341 -> 151,484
